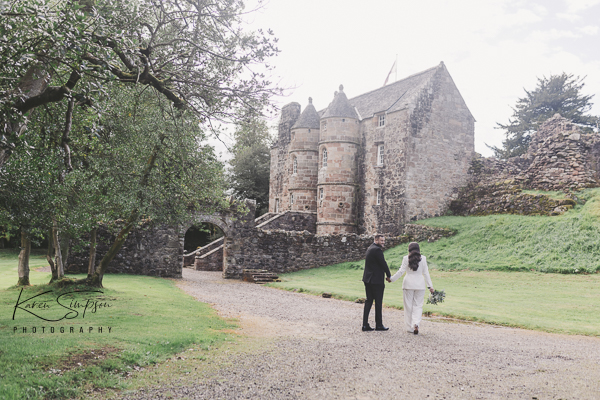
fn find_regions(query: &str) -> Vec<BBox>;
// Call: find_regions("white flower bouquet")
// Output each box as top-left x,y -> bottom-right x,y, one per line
427,289 -> 445,305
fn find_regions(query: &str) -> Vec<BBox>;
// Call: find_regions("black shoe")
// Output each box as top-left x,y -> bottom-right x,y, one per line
414,325 -> 419,335
362,325 -> 374,331
375,326 -> 389,331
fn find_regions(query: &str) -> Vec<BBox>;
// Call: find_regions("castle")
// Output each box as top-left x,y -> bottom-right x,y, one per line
269,62 -> 475,236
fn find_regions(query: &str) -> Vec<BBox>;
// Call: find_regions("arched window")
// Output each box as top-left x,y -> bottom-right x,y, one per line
322,148 -> 328,167
293,157 -> 297,174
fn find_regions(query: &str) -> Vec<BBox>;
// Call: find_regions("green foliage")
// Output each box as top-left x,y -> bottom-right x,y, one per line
1,0 -> 280,163
491,73 -> 599,158
227,118 -> 272,216
0,261 -> 235,399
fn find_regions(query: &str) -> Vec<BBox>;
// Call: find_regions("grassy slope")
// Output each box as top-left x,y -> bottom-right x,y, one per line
398,188 -> 600,273
269,188 -> 600,336
0,254 -> 235,400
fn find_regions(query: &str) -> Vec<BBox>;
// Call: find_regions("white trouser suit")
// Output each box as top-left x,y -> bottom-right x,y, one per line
390,255 -> 433,332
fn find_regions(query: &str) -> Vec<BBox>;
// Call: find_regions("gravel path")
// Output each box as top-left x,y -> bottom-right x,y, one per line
123,269 -> 600,399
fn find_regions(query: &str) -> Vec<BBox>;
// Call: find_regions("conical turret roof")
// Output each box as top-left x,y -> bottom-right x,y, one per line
321,85 -> 358,119
292,97 -> 321,129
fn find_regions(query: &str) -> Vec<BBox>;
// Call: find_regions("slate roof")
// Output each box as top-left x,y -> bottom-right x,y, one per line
321,85 -> 359,119
317,62 -> 473,121
292,97 -> 321,129
348,64 -> 439,119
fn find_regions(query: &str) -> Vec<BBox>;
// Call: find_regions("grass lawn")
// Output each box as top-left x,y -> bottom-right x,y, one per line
269,264 -> 600,336
0,250 -> 235,400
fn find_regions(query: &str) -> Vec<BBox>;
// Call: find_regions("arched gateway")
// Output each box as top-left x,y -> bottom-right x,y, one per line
180,200 -> 255,274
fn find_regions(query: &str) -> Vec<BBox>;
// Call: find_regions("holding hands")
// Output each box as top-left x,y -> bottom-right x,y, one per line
386,277 -> 392,283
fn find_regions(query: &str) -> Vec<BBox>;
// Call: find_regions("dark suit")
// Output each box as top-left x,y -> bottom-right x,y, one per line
362,242 -> 391,328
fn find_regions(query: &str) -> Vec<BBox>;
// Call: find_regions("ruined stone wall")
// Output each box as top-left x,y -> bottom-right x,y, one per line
451,115 -> 599,217
66,223 -> 182,277
269,103 -> 300,213
518,115 -> 599,190
358,109 -> 410,236
403,64 -> 475,222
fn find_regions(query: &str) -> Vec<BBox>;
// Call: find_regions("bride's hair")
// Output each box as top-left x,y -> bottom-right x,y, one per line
408,242 -> 421,271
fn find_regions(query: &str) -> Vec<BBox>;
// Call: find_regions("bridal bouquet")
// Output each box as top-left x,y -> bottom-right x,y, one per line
426,290 -> 445,305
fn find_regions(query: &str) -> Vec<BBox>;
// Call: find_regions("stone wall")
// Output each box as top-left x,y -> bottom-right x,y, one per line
256,211 -> 317,233
402,63 -> 475,222
221,223 -> 453,278
194,245 -> 223,271
358,109 -> 409,236
450,115 -> 597,217
402,224 -> 456,243
67,222 -> 182,277
269,103 -> 300,213
226,230 -> 409,277
183,237 -> 223,267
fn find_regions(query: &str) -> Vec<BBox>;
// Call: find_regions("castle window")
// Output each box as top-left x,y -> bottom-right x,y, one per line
322,148 -> 328,167
293,157 -> 297,174
319,188 -> 324,201
375,189 -> 381,205
377,144 -> 384,165
290,193 -> 294,205
378,114 -> 386,127
322,121 -> 327,131
275,199 -> 280,213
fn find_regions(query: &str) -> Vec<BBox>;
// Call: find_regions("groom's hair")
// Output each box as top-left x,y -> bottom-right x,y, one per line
374,234 -> 384,240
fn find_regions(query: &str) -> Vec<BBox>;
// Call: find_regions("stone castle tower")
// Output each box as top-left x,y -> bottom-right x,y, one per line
269,62 -> 475,236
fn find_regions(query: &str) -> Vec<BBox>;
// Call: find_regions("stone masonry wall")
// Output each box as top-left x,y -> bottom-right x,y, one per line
403,63 -> 475,222
451,115 -> 599,217
256,211 -> 317,233
358,109 -> 409,236
194,246 -> 223,271
67,222 -> 182,277
223,223 -> 454,278
269,103 -> 301,213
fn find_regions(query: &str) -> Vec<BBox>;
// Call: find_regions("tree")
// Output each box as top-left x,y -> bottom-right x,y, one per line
1,0 -> 279,167
227,118 -> 271,216
491,73 -> 599,158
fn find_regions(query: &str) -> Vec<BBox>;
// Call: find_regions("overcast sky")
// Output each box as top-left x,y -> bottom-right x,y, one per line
214,0 -> 600,159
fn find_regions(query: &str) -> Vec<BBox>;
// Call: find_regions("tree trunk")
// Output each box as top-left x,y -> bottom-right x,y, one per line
59,232 -> 70,274
88,132 -> 166,287
52,218 -> 64,279
46,228 -> 58,282
17,229 -> 31,286
88,214 -> 136,287
87,227 -> 97,278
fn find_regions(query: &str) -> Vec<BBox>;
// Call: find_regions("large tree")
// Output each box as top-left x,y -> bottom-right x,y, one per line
491,73 -> 599,158
227,118 -> 271,216
0,0 -> 279,166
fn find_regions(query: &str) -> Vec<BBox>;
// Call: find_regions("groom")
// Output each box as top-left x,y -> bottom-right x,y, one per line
362,234 -> 391,331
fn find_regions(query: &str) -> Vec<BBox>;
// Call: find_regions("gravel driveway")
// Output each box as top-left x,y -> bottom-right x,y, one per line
123,269 -> 600,399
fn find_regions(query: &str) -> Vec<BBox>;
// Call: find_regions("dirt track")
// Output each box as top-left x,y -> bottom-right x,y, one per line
123,269 -> 600,399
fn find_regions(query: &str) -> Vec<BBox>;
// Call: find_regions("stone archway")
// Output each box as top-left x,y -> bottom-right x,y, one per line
180,214 -> 231,271
179,199 -> 257,275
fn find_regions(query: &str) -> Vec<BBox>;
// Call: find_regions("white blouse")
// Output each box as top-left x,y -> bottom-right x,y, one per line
390,255 -> 433,290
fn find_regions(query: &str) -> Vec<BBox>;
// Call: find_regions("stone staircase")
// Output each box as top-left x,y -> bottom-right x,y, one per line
185,212 -> 282,271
